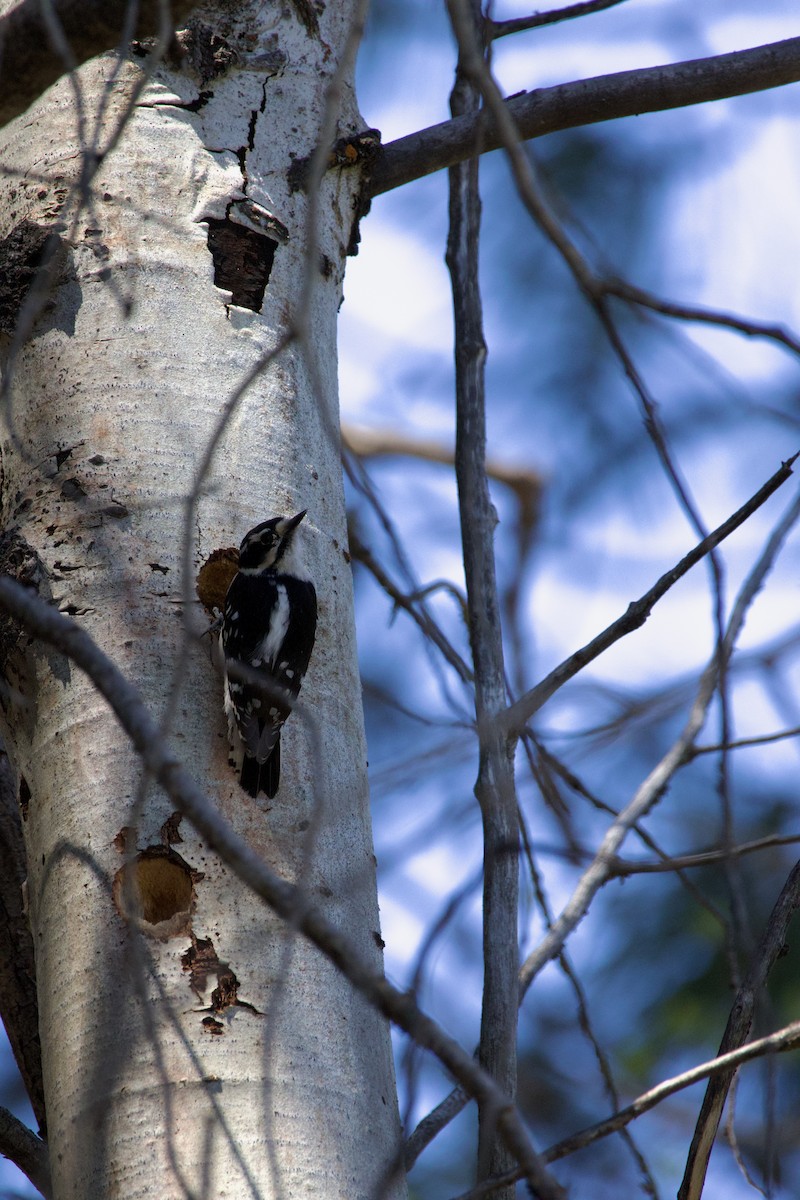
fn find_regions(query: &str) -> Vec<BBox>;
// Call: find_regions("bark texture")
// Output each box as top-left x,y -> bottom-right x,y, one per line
0,4 -> 403,1196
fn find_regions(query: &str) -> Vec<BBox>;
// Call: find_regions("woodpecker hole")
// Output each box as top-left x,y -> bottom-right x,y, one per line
206,218 -> 276,312
113,847 -> 194,936
196,545 -> 238,613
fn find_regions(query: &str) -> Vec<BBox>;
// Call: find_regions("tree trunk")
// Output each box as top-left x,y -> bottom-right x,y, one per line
0,4 -> 404,1197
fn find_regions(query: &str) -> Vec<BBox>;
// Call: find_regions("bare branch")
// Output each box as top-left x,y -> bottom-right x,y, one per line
693,726 -> 800,756
344,449 -> 475,716
517,655 -> 720,995
456,1022 -> 800,1198
606,279 -> 800,358
368,38 -> 800,197
520,460 -> 800,994
489,0 -> 632,39
502,455 -> 797,737
445,4 -> 520,1188
0,1104 -> 50,1198
0,577 -> 565,1200
407,465 -> 800,1166
517,808 -> 656,1191
341,423 -> 543,524
348,528 -> 473,685
679,863 -> 800,1200
551,1022 -> 800,1165
0,0 -> 198,129
610,833 -> 800,877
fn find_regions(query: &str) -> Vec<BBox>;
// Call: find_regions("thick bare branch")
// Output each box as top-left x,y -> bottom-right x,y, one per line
368,38 -> 800,197
445,2 -> 519,1190
0,1104 -> 50,1197
0,0 -> 198,129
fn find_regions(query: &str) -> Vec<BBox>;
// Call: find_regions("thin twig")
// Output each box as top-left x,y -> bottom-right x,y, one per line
405,497 -> 800,1167
517,805 -> 657,1193
692,726 -> 800,755
502,455 -> 797,736
349,529 -> 472,684
676,484 -> 800,1199
341,423 -> 543,516
345,451 -> 474,718
609,833 -> 800,877
489,0 -> 632,39
454,1022 -> 800,1198
517,655 -> 720,995
605,280 -> 800,358
519,457 -> 800,998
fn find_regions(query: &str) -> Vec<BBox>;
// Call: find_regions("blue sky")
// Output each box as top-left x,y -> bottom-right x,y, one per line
4,5 -> 800,1198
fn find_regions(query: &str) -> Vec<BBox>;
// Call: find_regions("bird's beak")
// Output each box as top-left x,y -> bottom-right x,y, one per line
277,510 -> 307,536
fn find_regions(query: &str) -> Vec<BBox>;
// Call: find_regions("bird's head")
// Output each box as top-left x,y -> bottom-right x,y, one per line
237,510 -> 307,574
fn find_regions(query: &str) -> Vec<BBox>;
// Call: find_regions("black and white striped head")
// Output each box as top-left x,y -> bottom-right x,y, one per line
237,510 -> 308,575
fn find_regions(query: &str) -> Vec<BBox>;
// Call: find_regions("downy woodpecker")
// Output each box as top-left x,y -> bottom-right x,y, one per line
221,511 -> 317,798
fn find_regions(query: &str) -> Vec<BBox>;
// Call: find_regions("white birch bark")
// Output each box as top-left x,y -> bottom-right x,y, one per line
0,3 -> 404,1197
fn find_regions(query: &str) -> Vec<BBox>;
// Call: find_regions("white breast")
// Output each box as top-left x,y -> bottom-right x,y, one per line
276,535 -> 312,583
257,583 -> 290,665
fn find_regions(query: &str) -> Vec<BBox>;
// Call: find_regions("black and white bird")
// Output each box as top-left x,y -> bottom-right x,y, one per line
221,511 -> 317,799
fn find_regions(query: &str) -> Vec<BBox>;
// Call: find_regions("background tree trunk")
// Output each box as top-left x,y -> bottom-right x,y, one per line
0,4 -> 404,1196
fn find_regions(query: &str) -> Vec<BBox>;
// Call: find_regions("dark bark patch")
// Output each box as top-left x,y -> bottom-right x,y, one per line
206,219 -> 276,312
182,934 -> 221,996
287,127 -> 381,194
0,220 -> 64,336
160,810 -> 183,843
0,532 -> 47,681
211,967 -> 247,1013
100,503 -> 129,519
18,775 -> 30,820
182,934 -> 260,1018
59,477 -> 87,502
